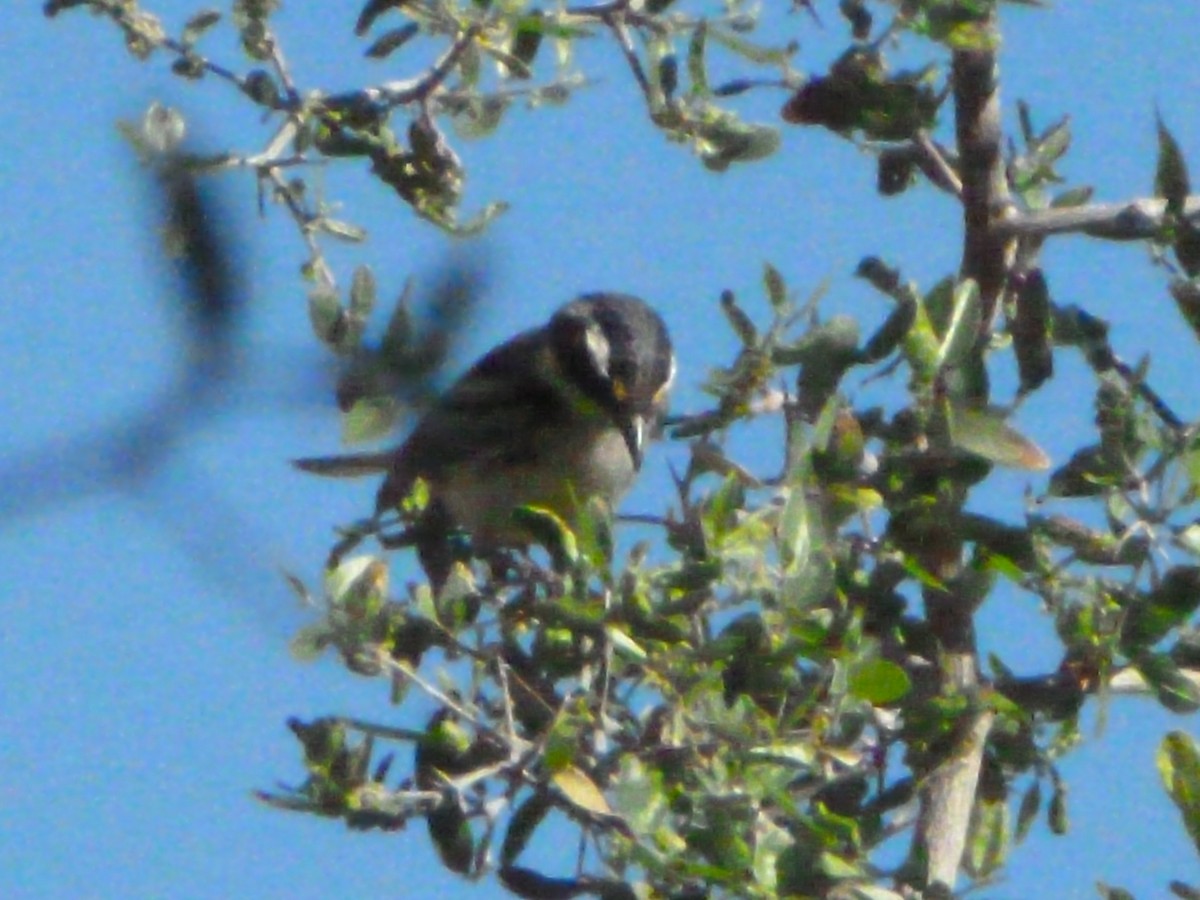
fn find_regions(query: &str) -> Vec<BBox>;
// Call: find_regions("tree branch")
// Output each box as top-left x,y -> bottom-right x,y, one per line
914,707 -> 995,891
995,195 -> 1200,241
911,26 -> 1010,894
953,41 -> 1013,329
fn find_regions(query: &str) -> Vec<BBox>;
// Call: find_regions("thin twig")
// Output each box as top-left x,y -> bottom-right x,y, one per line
374,24 -> 484,107
606,15 -> 654,101
913,130 -> 963,198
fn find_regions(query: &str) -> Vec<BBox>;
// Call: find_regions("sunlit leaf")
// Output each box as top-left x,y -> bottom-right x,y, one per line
847,658 -> 911,704
949,404 -> 1050,470
1158,731 -> 1200,854
552,765 -> 613,818
935,278 -> 982,370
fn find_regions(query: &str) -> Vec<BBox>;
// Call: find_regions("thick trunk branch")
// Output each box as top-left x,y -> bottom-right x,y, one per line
914,707 -> 995,891
910,32 -> 1010,895
953,45 -> 1013,326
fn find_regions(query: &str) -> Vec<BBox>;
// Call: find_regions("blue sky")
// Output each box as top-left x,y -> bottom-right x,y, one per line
4,2 -> 1200,898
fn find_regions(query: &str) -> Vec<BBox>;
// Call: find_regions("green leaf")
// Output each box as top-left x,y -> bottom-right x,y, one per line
325,555 -> 388,613
1122,567 -> 1200,651
778,482 -> 810,574
511,506 -> 578,572
1050,185 -> 1094,208
289,621 -> 333,662
949,404 -> 1050,470
1157,731 -> 1200,854
319,217 -> 368,243
935,278 -> 982,370
510,13 -> 544,75
341,396 -> 396,445
1137,653 -> 1200,714
708,25 -> 795,65
182,9 -> 222,44
606,624 -> 647,662
965,798 -> 1008,878
698,118 -> 781,171
902,300 -> 940,385
847,658 -> 911,704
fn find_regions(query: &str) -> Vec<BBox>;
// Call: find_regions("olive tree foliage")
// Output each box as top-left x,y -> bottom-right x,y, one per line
46,0 -> 1200,896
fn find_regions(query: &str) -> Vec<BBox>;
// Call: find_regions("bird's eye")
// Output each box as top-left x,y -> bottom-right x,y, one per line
611,378 -> 629,402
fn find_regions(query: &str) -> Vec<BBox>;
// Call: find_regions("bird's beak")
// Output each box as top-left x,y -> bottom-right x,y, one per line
621,414 -> 647,470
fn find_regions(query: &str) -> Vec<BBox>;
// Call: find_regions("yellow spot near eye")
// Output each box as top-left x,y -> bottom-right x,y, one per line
612,379 -> 629,401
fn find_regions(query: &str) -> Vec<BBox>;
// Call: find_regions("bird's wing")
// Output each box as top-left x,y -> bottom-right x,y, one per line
375,327 -> 564,511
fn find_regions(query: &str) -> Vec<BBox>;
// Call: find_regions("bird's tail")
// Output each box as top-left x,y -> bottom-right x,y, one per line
292,451 -> 394,478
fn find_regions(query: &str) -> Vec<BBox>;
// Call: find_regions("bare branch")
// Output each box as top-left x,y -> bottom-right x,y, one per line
913,130 -> 963,198
372,24 -> 484,107
996,195 -> 1200,241
606,15 -> 654,102
952,42 -> 1014,329
914,708 -> 995,891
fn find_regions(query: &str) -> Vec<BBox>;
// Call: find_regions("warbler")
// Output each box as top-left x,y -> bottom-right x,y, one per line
295,293 -> 675,576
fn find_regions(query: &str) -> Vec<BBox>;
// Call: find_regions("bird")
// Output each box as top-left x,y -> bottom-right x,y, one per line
295,293 -> 675,583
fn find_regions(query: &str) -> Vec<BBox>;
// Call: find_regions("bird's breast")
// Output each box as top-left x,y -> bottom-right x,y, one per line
433,423 -> 636,545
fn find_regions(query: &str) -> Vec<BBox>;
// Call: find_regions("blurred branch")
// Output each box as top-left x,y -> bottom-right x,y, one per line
0,154 -> 245,519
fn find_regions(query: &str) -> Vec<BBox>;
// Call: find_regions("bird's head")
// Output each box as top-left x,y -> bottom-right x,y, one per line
549,293 -> 675,469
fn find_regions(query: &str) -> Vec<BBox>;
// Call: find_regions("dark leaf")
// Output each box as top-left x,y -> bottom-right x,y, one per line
1137,653 -> 1200,714
498,866 -> 585,900
687,22 -> 708,95
839,0 -> 872,39
364,23 -> 420,59
501,791 -> 553,866
182,9 -> 222,44
1121,567 -> 1200,652
427,799 -> 475,874
1156,112 -> 1191,219
1015,779 -> 1041,843
511,14 -> 544,75
1012,268 -> 1054,394
355,0 -> 409,35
